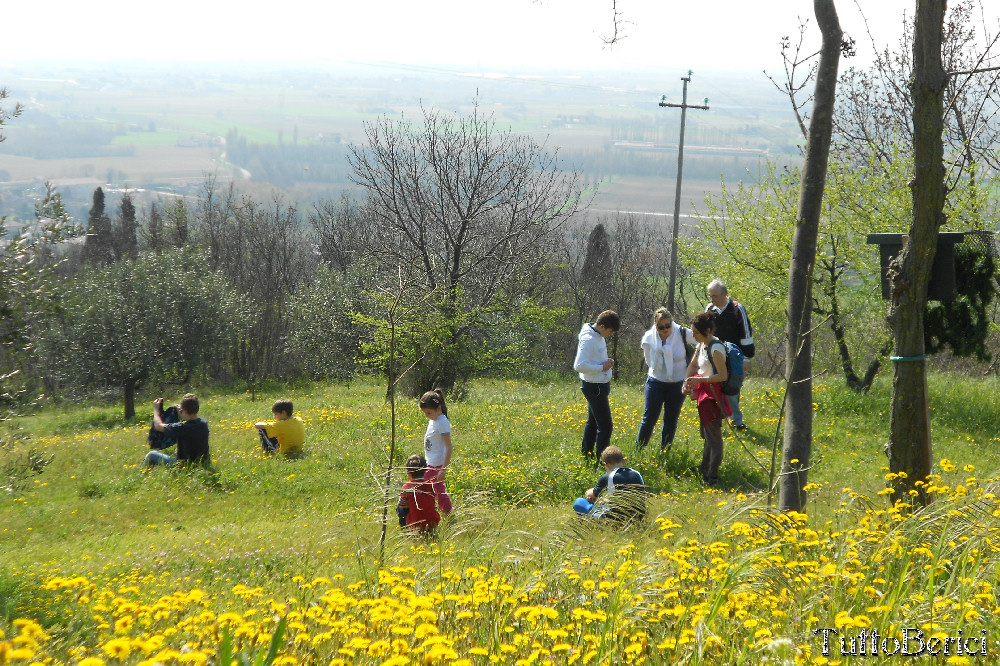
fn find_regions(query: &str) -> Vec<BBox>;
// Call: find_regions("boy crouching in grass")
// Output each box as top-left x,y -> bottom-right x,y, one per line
573,446 -> 647,524
254,399 -> 305,458
397,454 -> 440,534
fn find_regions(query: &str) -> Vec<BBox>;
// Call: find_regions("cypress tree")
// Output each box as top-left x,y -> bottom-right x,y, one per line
116,192 -> 139,260
145,202 -> 164,254
582,223 -> 613,311
84,187 -> 114,265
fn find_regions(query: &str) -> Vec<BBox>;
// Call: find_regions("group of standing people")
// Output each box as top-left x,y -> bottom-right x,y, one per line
142,280 -> 753,534
573,279 -> 754,486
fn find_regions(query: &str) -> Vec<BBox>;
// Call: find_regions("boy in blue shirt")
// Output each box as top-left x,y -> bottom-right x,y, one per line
573,446 -> 646,522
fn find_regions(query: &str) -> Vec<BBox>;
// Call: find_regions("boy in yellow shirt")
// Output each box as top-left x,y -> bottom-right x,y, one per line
254,399 -> 305,457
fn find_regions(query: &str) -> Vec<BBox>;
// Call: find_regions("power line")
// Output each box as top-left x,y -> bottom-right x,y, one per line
659,71 -> 709,312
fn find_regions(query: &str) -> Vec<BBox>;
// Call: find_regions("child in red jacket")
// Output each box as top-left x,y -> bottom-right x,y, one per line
396,454 -> 441,533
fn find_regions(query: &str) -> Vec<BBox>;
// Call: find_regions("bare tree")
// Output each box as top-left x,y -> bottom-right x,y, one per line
347,103 -> 584,392
559,214 -> 671,377
778,0 -> 844,513
194,182 -> 314,383
836,0 -> 1000,180
309,193 -> 375,272
766,20 -> 821,141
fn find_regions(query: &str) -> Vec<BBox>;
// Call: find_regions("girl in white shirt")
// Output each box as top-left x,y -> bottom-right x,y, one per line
420,389 -> 452,515
636,307 -> 693,452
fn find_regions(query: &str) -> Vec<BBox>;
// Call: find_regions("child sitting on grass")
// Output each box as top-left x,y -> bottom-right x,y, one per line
254,399 -> 305,457
145,394 -> 210,467
396,454 -> 441,533
573,446 -> 646,523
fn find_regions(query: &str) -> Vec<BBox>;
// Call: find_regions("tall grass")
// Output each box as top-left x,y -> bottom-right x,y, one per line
1,373 -> 1000,663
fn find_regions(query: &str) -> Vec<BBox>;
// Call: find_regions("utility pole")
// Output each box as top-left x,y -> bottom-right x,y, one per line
659,71 -> 709,312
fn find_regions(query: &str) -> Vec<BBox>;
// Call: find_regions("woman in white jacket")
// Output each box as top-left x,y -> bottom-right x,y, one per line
572,309 -> 620,462
636,307 -> 693,453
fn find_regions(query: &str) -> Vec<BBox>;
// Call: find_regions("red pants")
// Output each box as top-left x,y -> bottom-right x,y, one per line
424,465 -> 453,514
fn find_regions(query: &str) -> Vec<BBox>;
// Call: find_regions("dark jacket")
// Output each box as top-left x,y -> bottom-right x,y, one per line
593,467 -> 647,522
707,299 -> 755,358
162,418 -> 211,465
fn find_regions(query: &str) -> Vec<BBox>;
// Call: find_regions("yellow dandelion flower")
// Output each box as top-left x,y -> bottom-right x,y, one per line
380,657 -> 409,666
414,623 -> 437,640
78,658 -> 106,666
102,639 -> 131,660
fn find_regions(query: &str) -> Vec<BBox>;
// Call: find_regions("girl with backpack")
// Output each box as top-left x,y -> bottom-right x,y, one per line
683,312 -> 733,485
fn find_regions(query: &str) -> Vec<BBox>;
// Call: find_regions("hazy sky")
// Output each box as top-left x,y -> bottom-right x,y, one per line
4,1 -> 998,72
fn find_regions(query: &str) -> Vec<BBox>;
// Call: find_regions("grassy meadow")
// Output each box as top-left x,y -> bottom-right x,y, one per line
2,373 -> 1000,665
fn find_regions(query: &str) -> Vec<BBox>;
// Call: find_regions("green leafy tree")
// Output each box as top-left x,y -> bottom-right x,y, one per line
683,152 -> 895,386
285,262 -> 370,381
0,87 -> 22,143
142,202 -> 165,253
1,200 -> 75,416
924,239 -> 997,360
34,182 -> 73,229
166,199 -> 189,247
348,267 -> 433,559
55,249 -> 248,419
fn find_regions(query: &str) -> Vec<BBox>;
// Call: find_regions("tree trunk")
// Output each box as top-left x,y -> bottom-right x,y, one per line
778,0 -> 842,512
887,0 -> 947,508
124,378 -> 136,421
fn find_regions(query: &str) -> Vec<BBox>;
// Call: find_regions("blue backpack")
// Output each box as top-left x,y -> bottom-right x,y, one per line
708,341 -> 745,396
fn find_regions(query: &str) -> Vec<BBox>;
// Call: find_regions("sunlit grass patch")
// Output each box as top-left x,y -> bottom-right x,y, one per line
3,374 -> 1000,663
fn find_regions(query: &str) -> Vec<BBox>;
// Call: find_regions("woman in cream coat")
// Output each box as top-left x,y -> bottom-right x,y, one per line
636,307 -> 693,453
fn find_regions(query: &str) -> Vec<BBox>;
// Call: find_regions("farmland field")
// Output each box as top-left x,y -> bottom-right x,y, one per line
1,61 -> 795,222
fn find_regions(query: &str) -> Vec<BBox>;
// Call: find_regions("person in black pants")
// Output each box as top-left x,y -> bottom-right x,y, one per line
572,310 -> 620,462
